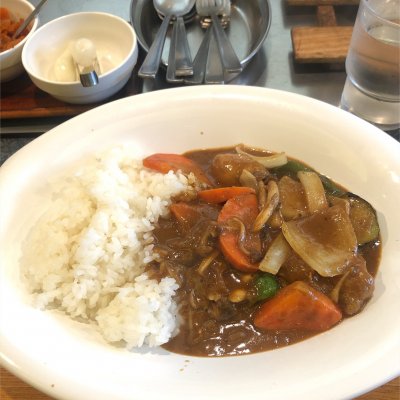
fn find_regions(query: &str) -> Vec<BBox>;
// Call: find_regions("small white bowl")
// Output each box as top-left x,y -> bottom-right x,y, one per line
0,0 -> 39,82
21,12 -> 138,104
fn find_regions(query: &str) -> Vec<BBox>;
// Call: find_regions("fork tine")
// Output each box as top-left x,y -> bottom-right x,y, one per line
195,0 -> 204,14
216,0 -> 224,10
197,0 -> 226,18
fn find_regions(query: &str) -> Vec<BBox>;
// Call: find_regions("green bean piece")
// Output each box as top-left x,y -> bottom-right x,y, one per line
274,160 -> 312,176
319,175 -> 346,197
274,160 -> 345,196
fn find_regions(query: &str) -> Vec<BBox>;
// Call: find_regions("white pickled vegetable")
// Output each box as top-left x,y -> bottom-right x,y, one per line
71,38 -> 97,67
52,45 -> 77,82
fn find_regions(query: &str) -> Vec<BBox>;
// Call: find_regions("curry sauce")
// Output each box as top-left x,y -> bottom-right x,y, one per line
143,146 -> 381,357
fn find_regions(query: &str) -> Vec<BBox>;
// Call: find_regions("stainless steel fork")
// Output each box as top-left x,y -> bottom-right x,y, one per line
196,0 -> 242,74
199,0 -> 230,29
184,24 -> 225,84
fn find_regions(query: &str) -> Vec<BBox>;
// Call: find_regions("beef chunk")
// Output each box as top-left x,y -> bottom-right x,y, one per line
339,256 -> 374,315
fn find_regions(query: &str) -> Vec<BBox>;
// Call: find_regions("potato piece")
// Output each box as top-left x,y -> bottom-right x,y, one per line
278,176 -> 308,220
211,153 -> 267,186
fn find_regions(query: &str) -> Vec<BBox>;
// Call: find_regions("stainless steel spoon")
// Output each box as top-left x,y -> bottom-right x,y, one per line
172,14 -> 194,76
139,0 -> 195,79
12,0 -> 48,39
166,18 -> 182,83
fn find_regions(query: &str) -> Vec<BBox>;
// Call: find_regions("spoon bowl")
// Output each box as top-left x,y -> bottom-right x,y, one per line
138,0 -> 195,78
155,0 -> 195,17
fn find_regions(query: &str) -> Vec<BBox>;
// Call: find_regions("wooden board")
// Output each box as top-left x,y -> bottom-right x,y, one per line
287,0 -> 359,5
316,5 -> 337,26
288,0 -> 358,64
291,26 -> 353,63
1,367 -> 399,400
0,52 -> 144,120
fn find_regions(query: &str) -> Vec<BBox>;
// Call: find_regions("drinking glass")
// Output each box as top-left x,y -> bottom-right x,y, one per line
340,0 -> 400,130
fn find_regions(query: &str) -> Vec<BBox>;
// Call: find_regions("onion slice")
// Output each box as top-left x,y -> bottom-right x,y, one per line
282,205 -> 358,277
258,180 -> 267,209
259,233 -> 292,274
254,180 -> 280,232
330,269 -> 351,303
235,145 -> 288,168
239,169 -> 259,191
297,171 -> 328,213
197,250 -> 219,276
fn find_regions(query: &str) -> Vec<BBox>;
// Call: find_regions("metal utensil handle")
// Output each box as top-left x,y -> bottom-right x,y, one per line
174,16 -> 193,76
166,19 -> 183,83
79,71 -> 99,87
211,13 -> 242,74
12,0 -> 48,39
139,15 -> 171,78
205,29 -> 225,84
184,26 -> 212,84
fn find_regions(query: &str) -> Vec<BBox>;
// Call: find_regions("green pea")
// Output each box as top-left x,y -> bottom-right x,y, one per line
254,273 -> 279,301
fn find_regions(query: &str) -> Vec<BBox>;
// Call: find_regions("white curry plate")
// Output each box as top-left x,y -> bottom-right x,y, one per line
0,86 -> 399,400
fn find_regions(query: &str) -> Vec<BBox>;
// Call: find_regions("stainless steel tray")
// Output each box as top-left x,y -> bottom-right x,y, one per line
130,0 -> 271,81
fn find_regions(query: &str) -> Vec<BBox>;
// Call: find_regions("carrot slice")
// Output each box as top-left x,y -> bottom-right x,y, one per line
217,193 -> 260,272
143,153 -> 211,185
198,186 -> 256,203
254,281 -> 342,331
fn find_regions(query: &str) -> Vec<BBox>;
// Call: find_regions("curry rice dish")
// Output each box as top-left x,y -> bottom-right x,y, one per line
21,144 -> 381,357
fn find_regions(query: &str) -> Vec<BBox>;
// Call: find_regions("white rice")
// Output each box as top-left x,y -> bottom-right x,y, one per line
21,146 -> 192,348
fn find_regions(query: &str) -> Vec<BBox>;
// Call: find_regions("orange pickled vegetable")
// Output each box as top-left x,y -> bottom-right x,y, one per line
0,7 -> 30,52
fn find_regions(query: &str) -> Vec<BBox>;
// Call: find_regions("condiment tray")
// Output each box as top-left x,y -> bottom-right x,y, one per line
130,0 -> 271,80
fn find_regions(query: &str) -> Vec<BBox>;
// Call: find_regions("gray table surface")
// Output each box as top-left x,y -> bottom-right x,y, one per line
0,0 -> 399,164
